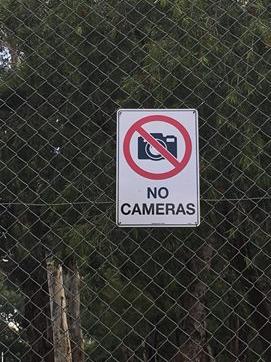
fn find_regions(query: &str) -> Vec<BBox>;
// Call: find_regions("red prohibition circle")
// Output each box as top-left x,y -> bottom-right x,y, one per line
123,115 -> 192,180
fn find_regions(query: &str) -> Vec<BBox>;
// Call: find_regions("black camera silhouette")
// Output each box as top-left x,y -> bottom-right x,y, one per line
138,133 -> 177,161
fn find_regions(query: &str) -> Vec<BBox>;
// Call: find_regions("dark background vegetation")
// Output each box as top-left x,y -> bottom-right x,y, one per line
0,0 -> 270,361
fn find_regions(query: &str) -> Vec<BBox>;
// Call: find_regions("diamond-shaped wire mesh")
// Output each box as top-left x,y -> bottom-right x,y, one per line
0,0 -> 270,361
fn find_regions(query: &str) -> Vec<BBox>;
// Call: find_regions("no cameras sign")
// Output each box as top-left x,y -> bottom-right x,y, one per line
116,109 -> 200,227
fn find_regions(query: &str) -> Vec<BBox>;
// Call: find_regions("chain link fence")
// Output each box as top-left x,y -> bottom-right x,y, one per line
0,0 -> 270,361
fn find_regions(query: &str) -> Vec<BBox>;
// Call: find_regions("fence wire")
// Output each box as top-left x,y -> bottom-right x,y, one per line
0,0 -> 270,361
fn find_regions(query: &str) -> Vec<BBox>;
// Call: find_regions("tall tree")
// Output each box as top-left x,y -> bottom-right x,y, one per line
0,0 -> 270,361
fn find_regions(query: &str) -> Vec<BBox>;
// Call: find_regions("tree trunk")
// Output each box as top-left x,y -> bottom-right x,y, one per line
122,345 -> 135,361
20,208 -> 54,362
247,283 -> 271,361
144,327 -> 157,362
47,260 -> 72,362
147,330 -> 157,362
228,205 -> 271,362
221,200 -> 271,362
229,310 -> 247,361
64,256 -> 84,362
175,243 -> 215,362
23,255 -> 54,362
236,252 -> 271,361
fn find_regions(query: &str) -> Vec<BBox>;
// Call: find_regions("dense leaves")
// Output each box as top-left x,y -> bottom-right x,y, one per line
0,0 -> 270,361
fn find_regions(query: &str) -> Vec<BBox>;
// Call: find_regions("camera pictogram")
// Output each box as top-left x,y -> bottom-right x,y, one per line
138,133 -> 177,161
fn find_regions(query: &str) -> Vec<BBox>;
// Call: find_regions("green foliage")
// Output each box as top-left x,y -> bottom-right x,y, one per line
0,0 -> 270,360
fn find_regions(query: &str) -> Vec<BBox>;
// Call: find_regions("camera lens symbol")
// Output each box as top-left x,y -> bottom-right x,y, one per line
145,140 -> 166,160
138,133 -> 177,161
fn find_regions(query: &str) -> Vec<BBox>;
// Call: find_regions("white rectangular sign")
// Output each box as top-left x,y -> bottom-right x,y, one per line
116,109 -> 200,227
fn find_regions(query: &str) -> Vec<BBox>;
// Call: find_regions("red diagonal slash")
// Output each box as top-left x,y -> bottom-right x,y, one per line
137,126 -> 179,167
